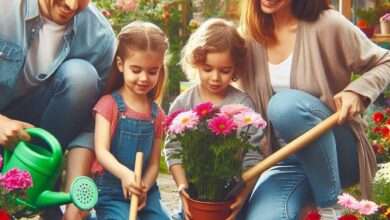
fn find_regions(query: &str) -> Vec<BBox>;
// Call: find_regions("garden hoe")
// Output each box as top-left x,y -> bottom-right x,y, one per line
130,152 -> 144,220
223,112 -> 340,200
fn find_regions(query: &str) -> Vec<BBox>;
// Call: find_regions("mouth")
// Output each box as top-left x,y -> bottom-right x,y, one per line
58,3 -> 76,17
261,0 -> 281,7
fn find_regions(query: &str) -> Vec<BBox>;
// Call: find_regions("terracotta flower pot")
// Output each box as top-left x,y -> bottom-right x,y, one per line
186,197 -> 234,220
359,27 -> 375,38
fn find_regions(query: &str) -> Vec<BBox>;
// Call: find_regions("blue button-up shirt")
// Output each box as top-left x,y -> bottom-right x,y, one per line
0,0 -> 115,110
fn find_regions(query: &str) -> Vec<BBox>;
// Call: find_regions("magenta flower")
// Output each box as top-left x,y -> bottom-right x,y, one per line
208,116 -> 236,136
357,200 -> 378,215
233,111 -> 267,129
194,102 -> 214,118
0,168 -> 33,191
169,111 -> 199,135
219,104 -> 252,118
163,109 -> 186,131
0,154 -> 3,170
101,9 -> 111,17
337,193 -> 359,211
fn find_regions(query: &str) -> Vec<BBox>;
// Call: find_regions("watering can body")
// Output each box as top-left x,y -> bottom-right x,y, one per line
1,128 -> 99,213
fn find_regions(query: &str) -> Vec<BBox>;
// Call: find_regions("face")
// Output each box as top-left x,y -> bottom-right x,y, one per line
259,0 -> 292,14
198,50 -> 235,97
117,50 -> 163,99
38,0 -> 90,25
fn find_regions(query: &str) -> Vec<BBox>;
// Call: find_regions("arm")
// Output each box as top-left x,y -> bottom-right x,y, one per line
94,113 -> 145,198
142,137 -> 162,191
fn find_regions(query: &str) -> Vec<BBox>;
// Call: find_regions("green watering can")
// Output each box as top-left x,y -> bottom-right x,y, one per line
1,128 -> 98,212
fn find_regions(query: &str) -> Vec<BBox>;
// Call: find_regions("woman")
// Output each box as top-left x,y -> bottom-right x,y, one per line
237,0 -> 390,219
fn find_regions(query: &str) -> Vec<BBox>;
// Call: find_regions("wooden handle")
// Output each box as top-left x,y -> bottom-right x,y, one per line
129,152 -> 144,220
242,112 -> 339,182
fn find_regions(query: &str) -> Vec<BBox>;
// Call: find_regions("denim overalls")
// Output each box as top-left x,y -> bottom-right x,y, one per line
95,91 -> 171,220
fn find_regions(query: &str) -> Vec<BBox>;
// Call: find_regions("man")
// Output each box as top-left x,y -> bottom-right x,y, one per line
0,0 -> 115,219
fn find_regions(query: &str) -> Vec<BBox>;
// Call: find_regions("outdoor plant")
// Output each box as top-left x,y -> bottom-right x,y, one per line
0,154 -> 34,218
164,102 -> 266,202
367,87 -> 390,163
373,162 -> 390,206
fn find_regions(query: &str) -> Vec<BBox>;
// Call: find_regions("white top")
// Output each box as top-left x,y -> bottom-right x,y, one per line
268,53 -> 293,93
16,17 -> 67,97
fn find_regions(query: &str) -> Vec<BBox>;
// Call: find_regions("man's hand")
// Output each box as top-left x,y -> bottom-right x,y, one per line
0,114 -> 33,149
334,91 -> 367,125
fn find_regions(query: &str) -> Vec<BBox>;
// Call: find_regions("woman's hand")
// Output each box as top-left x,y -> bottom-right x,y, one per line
179,187 -> 192,220
0,114 -> 33,149
333,91 -> 368,124
120,170 -> 147,199
226,189 -> 249,220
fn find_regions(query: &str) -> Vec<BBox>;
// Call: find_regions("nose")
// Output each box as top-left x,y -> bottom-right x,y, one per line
210,71 -> 220,81
139,72 -> 149,81
65,0 -> 78,11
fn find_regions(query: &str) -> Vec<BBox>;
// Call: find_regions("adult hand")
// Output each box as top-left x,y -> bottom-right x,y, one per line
334,91 -> 367,125
121,170 -> 147,199
0,114 -> 33,150
179,188 -> 192,220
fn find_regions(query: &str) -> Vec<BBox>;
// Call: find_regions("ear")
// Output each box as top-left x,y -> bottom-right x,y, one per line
116,56 -> 124,73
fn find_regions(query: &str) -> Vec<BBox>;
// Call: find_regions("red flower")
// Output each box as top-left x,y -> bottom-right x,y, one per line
163,4 -> 171,11
357,19 -> 368,28
305,211 -> 321,220
162,12 -> 171,20
0,210 -> 11,220
373,111 -> 385,123
386,108 -> 390,114
373,126 -> 381,133
387,119 -> 390,125
381,127 -> 389,136
338,214 -> 359,220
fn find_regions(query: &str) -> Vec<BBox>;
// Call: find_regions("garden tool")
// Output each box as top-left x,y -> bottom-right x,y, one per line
1,128 -> 98,211
130,152 -> 144,220
223,112 -> 340,200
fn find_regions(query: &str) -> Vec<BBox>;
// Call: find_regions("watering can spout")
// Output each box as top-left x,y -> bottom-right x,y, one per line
35,191 -> 71,208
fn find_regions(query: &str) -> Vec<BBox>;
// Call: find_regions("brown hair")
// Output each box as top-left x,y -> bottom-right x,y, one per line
104,21 -> 168,103
181,18 -> 247,81
239,0 -> 332,44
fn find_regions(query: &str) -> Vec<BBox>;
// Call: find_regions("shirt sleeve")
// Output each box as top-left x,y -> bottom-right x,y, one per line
93,95 -> 116,124
163,97 -> 186,169
154,107 -> 166,139
240,95 -> 264,170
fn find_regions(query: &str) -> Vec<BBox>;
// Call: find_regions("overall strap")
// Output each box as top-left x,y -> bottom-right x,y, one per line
112,91 -> 127,113
150,102 -> 158,119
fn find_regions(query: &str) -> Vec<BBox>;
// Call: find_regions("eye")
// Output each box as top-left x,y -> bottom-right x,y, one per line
131,67 -> 141,73
221,68 -> 233,74
149,69 -> 159,75
202,67 -> 213,72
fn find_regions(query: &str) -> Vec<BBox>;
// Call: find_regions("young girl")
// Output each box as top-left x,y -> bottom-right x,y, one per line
164,18 -> 264,220
92,21 -> 171,220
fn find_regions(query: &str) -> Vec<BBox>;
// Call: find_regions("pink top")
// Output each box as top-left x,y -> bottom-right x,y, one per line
91,94 -> 165,174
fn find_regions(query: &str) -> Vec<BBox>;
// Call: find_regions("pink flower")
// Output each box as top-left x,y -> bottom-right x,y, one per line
101,9 -> 111,17
194,102 -> 214,118
169,111 -> 199,135
233,111 -> 267,129
115,0 -> 137,12
163,109 -> 186,131
219,104 -> 252,118
357,200 -> 379,215
0,168 -> 33,191
208,116 -> 236,136
337,193 -> 359,211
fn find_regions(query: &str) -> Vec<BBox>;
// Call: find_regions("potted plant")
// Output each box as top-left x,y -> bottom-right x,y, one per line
164,102 -> 266,219
355,7 -> 380,38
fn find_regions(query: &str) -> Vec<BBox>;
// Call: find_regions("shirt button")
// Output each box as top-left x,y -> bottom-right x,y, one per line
32,28 -> 35,32
121,115 -> 126,119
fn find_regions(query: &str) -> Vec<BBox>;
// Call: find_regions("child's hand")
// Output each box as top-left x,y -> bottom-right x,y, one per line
137,182 -> 147,211
179,187 -> 192,220
120,170 -> 146,199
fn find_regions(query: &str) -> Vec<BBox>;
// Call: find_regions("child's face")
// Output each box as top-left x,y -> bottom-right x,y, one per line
116,50 -> 163,98
199,50 -> 235,96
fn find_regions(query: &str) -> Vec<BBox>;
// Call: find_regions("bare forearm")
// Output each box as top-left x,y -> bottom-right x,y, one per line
95,149 -> 132,179
170,164 -> 189,187
142,163 -> 159,191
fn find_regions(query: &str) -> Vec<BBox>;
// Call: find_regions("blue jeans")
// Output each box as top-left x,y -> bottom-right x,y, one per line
1,59 -> 99,150
95,181 -> 171,220
245,90 -> 359,220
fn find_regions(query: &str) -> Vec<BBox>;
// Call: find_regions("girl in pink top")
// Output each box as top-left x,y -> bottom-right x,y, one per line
91,21 -> 170,220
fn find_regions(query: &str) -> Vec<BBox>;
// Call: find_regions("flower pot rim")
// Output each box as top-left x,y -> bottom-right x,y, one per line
187,196 -> 235,205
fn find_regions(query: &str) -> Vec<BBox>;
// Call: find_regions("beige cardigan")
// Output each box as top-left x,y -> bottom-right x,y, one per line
237,10 -> 390,198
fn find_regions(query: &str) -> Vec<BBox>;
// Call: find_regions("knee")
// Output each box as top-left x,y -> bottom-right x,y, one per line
55,59 -> 99,94
268,90 -> 308,123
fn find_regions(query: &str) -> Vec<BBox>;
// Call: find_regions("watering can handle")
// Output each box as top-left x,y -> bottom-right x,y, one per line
3,128 -> 62,167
